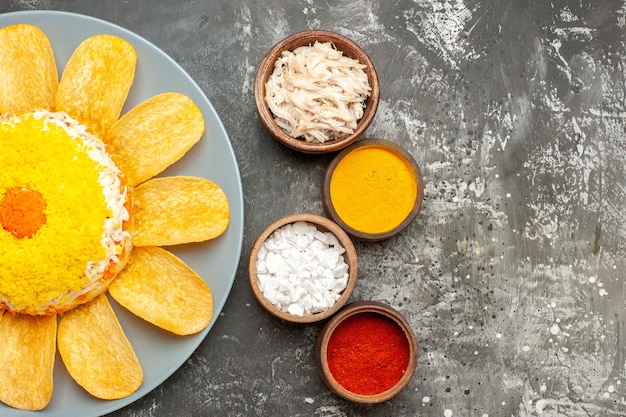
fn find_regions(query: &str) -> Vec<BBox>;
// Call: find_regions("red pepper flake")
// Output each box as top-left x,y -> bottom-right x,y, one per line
327,312 -> 410,395
0,186 -> 47,239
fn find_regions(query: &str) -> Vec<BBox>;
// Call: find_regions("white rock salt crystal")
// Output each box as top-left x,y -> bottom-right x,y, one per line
332,261 -> 348,277
297,270 -> 311,280
291,221 -> 311,234
255,221 -> 350,316
333,275 -> 348,292
287,303 -> 304,316
310,239 -> 327,252
264,251 -> 281,274
256,259 -> 267,274
314,230 -> 331,244
323,270 -> 335,288
284,250 -> 302,270
292,286 -> 306,300
257,245 -> 268,261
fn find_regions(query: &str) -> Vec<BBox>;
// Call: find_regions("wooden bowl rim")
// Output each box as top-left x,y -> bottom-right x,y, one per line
314,300 -> 418,403
322,138 -> 425,241
254,30 -> 380,154
248,213 -> 359,324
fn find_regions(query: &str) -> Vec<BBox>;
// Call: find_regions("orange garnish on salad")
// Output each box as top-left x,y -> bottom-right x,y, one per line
0,186 -> 47,239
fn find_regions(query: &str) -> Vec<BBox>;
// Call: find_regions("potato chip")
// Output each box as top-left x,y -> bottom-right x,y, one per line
106,92 -> 205,186
109,246 -> 214,335
132,176 -> 230,246
57,294 -> 143,400
55,34 -> 136,137
0,24 -> 58,115
0,311 -> 56,411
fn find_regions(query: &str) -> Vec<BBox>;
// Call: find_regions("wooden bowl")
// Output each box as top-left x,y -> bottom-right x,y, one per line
322,138 -> 424,242
315,300 -> 418,403
248,213 -> 358,324
254,30 -> 380,154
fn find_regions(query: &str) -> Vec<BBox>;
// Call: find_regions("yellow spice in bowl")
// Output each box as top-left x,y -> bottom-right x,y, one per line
329,144 -> 418,235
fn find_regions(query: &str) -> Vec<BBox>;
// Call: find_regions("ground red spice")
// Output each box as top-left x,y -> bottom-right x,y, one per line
326,312 -> 410,395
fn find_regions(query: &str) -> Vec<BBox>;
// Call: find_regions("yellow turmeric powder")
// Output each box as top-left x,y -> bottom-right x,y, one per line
329,144 -> 418,234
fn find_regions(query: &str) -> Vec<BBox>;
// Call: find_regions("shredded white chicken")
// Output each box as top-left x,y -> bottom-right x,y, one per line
265,41 -> 371,143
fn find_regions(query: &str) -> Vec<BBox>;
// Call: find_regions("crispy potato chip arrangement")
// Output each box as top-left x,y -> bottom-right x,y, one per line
58,294 -> 143,400
56,34 -> 137,138
109,246 -> 214,335
107,92 -> 205,186
133,176 -> 230,246
0,23 -> 230,411
0,312 -> 56,411
0,24 -> 57,115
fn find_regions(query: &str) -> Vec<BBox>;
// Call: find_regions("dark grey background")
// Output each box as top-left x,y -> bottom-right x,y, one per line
1,1 -> 625,416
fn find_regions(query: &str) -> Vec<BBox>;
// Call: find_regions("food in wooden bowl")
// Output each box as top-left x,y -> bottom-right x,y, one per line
254,30 -> 380,154
248,213 -> 358,323
322,138 -> 424,241
315,300 -> 418,403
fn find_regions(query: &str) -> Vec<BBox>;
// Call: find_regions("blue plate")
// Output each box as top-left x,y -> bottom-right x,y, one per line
0,10 -> 243,417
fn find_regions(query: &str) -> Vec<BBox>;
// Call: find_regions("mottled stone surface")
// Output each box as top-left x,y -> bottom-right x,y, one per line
2,0 -> 625,416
